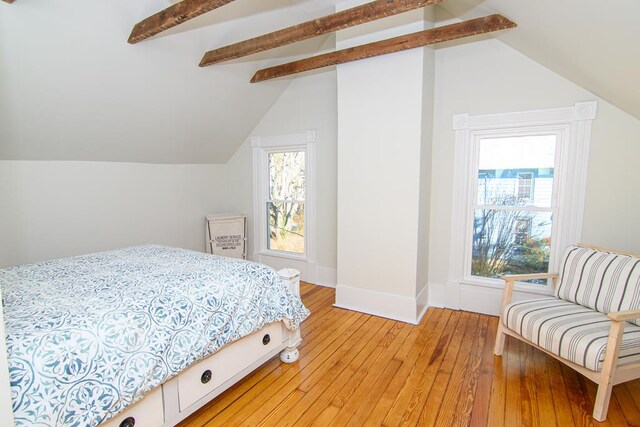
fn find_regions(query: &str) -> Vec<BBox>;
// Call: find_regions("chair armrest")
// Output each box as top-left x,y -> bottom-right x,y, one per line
498,273 -> 559,317
501,272 -> 559,282
608,309 -> 640,322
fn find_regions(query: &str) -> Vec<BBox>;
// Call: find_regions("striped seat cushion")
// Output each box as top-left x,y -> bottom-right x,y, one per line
555,246 -> 640,326
504,297 -> 640,371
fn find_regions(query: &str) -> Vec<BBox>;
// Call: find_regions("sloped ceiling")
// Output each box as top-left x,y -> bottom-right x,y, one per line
1,0 -> 638,164
438,0 -> 640,120
0,0 -> 332,164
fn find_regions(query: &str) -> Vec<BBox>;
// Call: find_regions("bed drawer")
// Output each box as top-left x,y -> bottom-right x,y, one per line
101,386 -> 163,427
178,322 -> 283,410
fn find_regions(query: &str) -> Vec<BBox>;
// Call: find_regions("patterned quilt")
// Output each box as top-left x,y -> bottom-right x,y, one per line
0,245 -> 309,426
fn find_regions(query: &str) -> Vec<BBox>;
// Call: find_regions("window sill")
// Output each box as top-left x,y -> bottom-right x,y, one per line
460,277 -> 554,296
257,250 -> 307,262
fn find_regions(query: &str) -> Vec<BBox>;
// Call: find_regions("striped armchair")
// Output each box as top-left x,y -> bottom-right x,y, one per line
494,244 -> 640,421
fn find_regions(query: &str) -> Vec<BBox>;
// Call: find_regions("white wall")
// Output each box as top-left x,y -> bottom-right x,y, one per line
226,39 -> 338,285
335,4 -> 432,324
582,105 -> 640,252
428,35 -> 640,311
0,161 -> 227,267
416,7 -> 436,310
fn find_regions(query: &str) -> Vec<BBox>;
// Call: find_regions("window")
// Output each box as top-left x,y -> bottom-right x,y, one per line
267,151 -> 305,254
449,102 -> 597,294
252,131 -> 316,262
471,135 -> 556,280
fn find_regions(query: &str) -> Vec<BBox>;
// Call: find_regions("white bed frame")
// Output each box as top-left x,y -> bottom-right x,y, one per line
0,268 -> 303,427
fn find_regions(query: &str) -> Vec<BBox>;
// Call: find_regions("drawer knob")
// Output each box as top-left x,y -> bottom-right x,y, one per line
262,334 -> 271,345
201,369 -> 212,384
119,417 -> 135,427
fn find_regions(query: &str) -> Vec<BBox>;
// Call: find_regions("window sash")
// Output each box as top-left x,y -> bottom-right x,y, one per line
266,201 -> 305,255
474,205 -> 554,213
251,130 -> 317,265
465,131 -> 563,284
268,150 -> 305,202
263,149 -> 307,257
268,198 -> 305,204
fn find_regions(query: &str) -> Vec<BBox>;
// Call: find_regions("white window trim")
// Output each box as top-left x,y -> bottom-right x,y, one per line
447,102 -> 597,307
465,126 -> 563,284
251,130 -> 317,263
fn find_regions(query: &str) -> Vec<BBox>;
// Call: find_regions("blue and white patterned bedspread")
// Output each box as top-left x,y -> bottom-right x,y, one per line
0,245 -> 309,426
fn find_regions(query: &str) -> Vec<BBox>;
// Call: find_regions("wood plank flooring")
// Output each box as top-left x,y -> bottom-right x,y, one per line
180,283 -> 640,426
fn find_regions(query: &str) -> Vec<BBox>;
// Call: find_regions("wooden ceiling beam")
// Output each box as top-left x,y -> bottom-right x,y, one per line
199,0 -> 443,67
251,14 -> 516,83
128,0 -> 236,44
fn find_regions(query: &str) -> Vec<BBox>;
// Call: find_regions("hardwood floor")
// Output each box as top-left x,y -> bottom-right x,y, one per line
180,283 -> 640,426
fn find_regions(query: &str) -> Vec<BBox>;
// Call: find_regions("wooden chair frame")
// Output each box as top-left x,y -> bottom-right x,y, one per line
493,245 -> 640,422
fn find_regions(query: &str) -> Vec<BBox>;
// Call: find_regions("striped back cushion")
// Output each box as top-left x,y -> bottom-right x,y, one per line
555,246 -> 640,326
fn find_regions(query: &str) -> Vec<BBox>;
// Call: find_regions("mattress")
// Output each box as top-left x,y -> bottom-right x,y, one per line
0,245 -> 309,426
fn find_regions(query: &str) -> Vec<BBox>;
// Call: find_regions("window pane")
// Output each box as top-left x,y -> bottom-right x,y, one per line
477,135 -> 556,207
472,209 -> 552,282
267,202 -> 304,254
269,151 -> 305,201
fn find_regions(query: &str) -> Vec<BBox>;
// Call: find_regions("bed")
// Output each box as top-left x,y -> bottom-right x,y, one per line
0,245 -> 309,427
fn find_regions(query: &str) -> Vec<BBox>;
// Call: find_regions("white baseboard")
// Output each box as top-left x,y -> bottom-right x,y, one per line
334,284 -> 422,325
416,284 -> 429,323
315,266 -> 337,288
459,283 -> 551,316
458,284 -> 501,316
445,279 -> 461,310
429,281 -> 550,316
428,282 -> 446,308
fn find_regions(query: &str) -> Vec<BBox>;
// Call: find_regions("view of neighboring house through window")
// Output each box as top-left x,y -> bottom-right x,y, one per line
472,135 -> 557,281
451,103 -> 595,300
517,172 -> 533,200
267,151 -> 305,254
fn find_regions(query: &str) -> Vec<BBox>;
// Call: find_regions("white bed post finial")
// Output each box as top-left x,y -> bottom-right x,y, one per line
278,268 -> 302,363
278,268 -> 300,296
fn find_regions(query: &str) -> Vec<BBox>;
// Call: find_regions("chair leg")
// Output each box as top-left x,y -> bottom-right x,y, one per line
593,377 -> 614,422
593,319 -> 624,422
494,321 -> 506,356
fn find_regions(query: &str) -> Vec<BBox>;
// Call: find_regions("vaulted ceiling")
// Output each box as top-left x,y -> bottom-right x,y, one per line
1,0 -> 638,164
0,0 -> 333,164
438,0 -> 640,120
